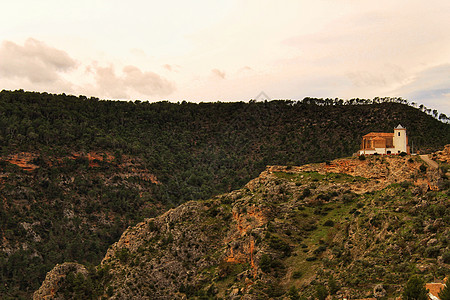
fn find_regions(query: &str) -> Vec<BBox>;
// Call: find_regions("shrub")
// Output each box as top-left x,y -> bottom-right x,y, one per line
438,280 -> 450,300
288,286 -> 301,300
292,271 -> 303,279
402,275 -> 428,300
302,188 -> 311,198
420,164 -> 427,173
259,254 -> 272,273
424,246 -> 440,258
400,181 -> 411,189
358,155 -> 366,161
328,276 -> 339,295
147,220 -> 157,231
316,284 -> 328,300
443,251 -> 450,264
117,248 -> 130,263
324,220 -> 335,227
268,235 -> 291,256
313,245 -> 327,254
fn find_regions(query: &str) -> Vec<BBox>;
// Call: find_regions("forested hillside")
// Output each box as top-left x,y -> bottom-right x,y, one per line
0,90 -> 449,298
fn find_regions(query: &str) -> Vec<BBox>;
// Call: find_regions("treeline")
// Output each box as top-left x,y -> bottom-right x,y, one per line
301,96 -> 449,122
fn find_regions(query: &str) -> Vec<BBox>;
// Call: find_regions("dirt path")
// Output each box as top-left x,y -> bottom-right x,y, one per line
420,155 -> 439,169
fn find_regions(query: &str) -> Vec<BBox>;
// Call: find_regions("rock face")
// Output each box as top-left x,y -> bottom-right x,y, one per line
265,154 -> 441,192
432,144 -> 450,163
373,284 -> 386,298
33,263 -> 88,300
35,152 -> 450,299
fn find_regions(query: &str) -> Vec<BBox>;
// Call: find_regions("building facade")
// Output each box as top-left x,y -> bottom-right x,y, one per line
359,125 -> 409,155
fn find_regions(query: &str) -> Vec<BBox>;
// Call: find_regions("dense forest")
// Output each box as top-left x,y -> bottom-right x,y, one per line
0,90 -> 449,298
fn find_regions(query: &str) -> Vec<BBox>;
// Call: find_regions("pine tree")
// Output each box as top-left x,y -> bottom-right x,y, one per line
438,283 -> 450,300
402,275 -> 429,300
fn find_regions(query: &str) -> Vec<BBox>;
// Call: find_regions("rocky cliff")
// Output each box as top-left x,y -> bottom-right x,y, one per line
34,151 -> 450,299
432,144 -> 450,164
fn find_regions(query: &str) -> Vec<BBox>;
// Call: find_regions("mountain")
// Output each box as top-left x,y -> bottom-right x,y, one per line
1,90 -> 450,298
34,149 -> 450,299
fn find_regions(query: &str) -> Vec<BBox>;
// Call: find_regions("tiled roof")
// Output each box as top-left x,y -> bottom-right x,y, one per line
426,283 -> 445,300
363,132 -> 394,137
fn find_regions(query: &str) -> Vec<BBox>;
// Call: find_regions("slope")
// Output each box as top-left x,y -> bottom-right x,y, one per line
35,151 -> 450,299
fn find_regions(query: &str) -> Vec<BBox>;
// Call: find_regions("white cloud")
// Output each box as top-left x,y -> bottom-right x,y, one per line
0,38 -> 76,83
123,65 -> 175,97
0,38 -> 175,100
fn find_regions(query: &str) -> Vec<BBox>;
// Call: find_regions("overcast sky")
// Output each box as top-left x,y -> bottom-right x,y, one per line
1,0 -> 449,115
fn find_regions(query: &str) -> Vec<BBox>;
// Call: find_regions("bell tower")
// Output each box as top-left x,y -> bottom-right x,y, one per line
393,124 -> 408,154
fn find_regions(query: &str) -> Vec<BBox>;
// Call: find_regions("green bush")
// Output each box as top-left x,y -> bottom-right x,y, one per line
301,188 -> 311,198
402,275 -> 428,300
328,276 -> 339,295
438,280 -> 450,300
288,286 -> 301,300
324,220 -> 335,227
400,181 -> 411,189
315,284 -> 328,300
420,164 -> 428,173
259,254 -> 272,273
268,235 -> 291,256
117,248 -> 130,263
424,246 -> 440,258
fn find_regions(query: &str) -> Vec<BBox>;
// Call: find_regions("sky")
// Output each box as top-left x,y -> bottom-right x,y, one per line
1,0 -> 450,115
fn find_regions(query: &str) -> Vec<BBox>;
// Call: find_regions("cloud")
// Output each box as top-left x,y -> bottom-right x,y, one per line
346,64 -> 407,88
211,69 -> 226,79
0,38 -> 77,83
90,64 -> 175,99
0,38 -> 176,100
123,65 -> 175,96
162,64 -> 181,72
392,64 -> 450,115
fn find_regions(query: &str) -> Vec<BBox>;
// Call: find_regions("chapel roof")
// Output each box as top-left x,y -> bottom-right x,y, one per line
425,283 -> 445,300
363,132 -> 394,138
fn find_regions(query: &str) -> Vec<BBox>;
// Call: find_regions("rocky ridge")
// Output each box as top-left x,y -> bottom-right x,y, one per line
34,150 -> 450,299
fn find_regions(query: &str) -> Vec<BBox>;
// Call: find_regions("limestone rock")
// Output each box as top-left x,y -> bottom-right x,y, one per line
373,284 -> 386,298
33,262 -> 88,300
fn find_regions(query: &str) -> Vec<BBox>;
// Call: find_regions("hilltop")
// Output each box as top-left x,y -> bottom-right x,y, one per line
1,90 -> 450,298
35,151 -> 450,299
